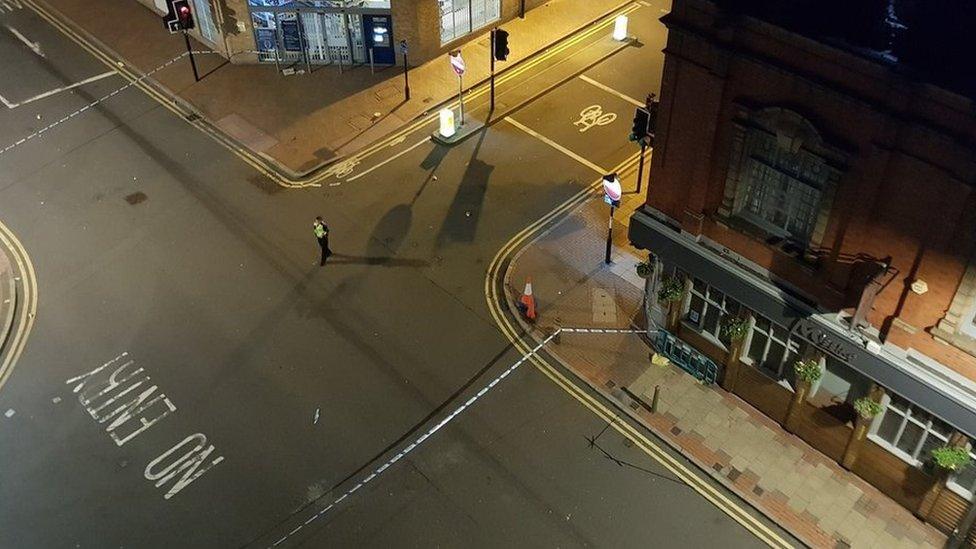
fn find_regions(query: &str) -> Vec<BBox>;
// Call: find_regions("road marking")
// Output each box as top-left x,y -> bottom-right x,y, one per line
0,70 -> 117,108
504,116 -> 608,175
0,93 -> 14,108
265,331 -> 560,548
0,0 -> 23,13
4,24 -> 43,57
316,1 -> 645,185
0,218 -> 37,395
345,137 -> 431,182
573,104 -> 617,133
19,0 -> 642,188
482,154 -> 793,549
578,74 -> 644,107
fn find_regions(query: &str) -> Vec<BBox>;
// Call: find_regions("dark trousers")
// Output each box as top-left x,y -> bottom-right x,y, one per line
318,236 -> 332,265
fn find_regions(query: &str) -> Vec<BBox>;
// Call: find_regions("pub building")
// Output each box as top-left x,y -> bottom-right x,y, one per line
629,0 -> 976,540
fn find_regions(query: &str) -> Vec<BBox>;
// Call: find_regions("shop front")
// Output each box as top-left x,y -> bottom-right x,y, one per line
629,205 -> 976,534
247,0 -> 394,67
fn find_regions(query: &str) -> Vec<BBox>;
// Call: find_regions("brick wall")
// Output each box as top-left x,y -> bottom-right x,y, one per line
647,0 -> 976,378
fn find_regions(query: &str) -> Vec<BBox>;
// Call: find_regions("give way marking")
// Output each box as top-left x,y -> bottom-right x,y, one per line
0,70 -> 117,109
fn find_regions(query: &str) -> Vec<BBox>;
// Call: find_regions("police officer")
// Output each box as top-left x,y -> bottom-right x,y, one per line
313,216 -> 332,266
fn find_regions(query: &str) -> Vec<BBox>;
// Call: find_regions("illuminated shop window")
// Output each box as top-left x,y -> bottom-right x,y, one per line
440,0 -> 500,45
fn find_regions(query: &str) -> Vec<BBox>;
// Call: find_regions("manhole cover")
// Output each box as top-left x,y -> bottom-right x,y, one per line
124,192 -> 147,205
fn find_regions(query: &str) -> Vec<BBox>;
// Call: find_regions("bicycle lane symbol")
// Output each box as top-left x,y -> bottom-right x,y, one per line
573,104 -> 617,133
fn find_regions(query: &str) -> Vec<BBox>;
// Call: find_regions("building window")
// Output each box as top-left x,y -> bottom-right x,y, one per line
440,0 -> 500,45
744,314 -> 809,380
192,0 -> 219,43
685,278 -> 741,346
735,129 -> 828,244
870,393 -> 952,465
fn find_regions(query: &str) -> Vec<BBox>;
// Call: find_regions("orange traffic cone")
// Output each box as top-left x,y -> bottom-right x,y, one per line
519,277 -> 537,321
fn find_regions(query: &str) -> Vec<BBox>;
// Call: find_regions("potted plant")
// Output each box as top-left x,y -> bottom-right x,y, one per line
636,261 -> 652,279
793,358 -> 822,397
657,277 -> 684,304
842,396 -> 884,469
931,446 -> 971,473
784,358 -> 823,433
658,277 -> 685,331
721,317 -> 750,343
853,397 -> 883,421
920,445 -> 972,517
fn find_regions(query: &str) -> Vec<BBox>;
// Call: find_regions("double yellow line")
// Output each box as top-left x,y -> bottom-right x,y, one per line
324,2 -> 645,183
23,0 -> 641,189
20,0 -> 303,187
0,219 -> 38,393
483,155 -> 794,549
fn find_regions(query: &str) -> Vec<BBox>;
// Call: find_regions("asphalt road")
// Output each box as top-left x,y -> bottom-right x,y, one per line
0,2 -> 788,548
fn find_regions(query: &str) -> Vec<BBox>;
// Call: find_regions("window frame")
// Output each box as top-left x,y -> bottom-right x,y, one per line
683,278 -> 740,348
740,314 -> 806,381
868,393 -> 952,466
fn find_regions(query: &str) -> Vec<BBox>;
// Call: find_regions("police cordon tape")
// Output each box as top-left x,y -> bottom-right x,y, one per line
0,49 -> 262,158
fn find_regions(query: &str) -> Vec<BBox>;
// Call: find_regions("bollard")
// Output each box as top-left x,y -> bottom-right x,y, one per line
651,385 -> 660,413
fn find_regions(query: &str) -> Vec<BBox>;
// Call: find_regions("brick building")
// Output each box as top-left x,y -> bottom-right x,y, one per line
628,0 -> 976,539
134,0 -> 546,68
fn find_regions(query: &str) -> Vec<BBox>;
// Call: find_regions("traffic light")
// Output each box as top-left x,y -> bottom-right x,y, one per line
172,0 -> 194,30
630,107 -> 650,142
493,29 -> 510,61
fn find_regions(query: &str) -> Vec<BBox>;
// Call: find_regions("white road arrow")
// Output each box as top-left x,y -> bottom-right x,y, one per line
5,25 -> 44,58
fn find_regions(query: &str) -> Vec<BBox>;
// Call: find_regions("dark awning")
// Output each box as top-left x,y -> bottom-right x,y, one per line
629,207 -> 976,439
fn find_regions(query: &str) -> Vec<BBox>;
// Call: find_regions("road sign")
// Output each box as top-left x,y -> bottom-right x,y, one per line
603,174 -> 622,207
399,40 -> 408,55
450,51 -> 465,76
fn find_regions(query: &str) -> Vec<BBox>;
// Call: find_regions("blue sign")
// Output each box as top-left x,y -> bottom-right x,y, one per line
256,28 -> 276,52
281,20 -> 302,52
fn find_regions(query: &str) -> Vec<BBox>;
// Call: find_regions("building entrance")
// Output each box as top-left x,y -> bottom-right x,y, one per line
248,1 -> 390,67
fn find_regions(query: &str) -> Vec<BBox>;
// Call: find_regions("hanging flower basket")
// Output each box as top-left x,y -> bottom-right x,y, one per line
636,262 -> 652,279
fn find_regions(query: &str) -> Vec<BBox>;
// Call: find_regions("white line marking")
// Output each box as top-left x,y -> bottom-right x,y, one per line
578,75 -> 644,107
504,116 -> 608,175
2,71 -> 117,108
265,331 -> 559,548
0,93 -> 14,109
345,137 -> 431,182
5,25 -> 43,57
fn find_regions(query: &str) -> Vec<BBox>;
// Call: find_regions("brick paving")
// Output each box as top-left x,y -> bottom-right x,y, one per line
505,178 -> 947,548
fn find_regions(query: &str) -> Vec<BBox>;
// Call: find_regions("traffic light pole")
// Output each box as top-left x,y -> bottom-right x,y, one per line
605,204 -> 615,265
402,51 -> 410,100
489,30 -> 496,111
182,30 -> 199,82
635,139 -> 647,194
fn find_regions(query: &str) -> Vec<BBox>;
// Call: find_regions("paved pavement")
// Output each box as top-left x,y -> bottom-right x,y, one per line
502,181 -> 949,548
0,1 -> 780,547
23,0 -> 640,175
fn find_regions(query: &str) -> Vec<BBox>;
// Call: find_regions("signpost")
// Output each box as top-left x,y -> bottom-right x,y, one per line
602,174 -> 622,264
450,50 -> 465,125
